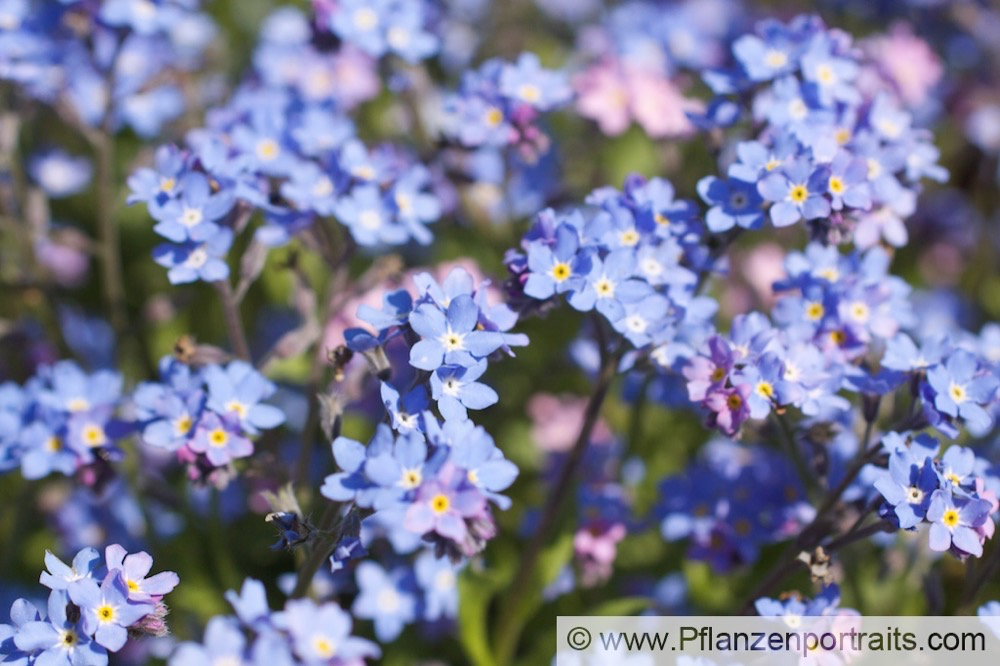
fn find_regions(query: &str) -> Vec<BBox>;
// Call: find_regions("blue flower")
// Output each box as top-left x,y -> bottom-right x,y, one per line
429,361 -> 498,421
69,573 -> 153,651
40,548 -> 102,591
364,430 -> 435,509
18,420 -> 78,479
414,551 -> 459,622
187,412 -> 253,467
334,184 -> 408,246
204,361 -> 285,435
800,34 -> 859,106
523,223 -> 592,299
567,249 -> 652,321
284,598 -> 380,663
926,349 -> 998,433
29,149 -> 92,198
169,616 -> 246,666
321,424 -> 395,507
439,421 -> 518,509
938,446 -> 976,491
0,598 -> 42,666
408,295 -> 504,371
757,159 -> 831,227
150,172 -> 234,243
926,489 -> 992,557
13,590 -> 108,665
380,382 -> 428,433
351,561 -> 417,642
499,52 -> 571,111
696,176 -> 765,232
874,447 -> 939,529
152,227 -> 233,285
826,151 -> 871,211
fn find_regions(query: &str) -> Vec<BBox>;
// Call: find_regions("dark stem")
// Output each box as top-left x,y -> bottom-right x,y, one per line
214,280 -> 250,361
493,337 -> 622,665
739,417 -> 882,612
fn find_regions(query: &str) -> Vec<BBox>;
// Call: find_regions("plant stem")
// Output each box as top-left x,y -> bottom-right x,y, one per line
215,280 -> 250,361
739,418 -> 881,612
493,340 -> 622,665
93,128 -> 128,338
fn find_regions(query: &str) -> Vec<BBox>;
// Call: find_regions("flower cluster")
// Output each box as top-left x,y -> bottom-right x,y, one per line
506,174 -> 716,355
349,553 -> 460,641
0,361 -> 126,481
171,578 -> 378,665
755,584 -> 855,622
572,0 -> 731,138
874,434 -> 998,559
0,545 -> 178,664
684,242 -> 913,436
442,53 -> 572,160
659,439 -> 813,571
326,268 -> 524,560
321,0 -> 439,63
0,0 -> 215,137
128,6 -> 441,285
697,15 -> 946,244
132,356 -> 283,482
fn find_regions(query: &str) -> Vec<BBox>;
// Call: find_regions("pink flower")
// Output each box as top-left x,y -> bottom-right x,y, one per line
574,60 -> 701,139
861,23 -> 942,108
527,393 -> 612,452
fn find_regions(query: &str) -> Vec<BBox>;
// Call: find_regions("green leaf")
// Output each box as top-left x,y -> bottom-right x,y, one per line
458,570 -> 501,666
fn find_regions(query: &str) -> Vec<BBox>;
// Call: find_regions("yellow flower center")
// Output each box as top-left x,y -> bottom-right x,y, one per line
67,397 -> 90,413
849,302 -> 869,322
313,635 -> 337,658
817,64 -> 836,85
726,393 -> 743,410
400,469 -> 422,489
225,400 -> 248,419
175,415 -> 193,436
256,138 -> 280,161
97,605 -> 115,623
484,107 -> 504,127
441,331 -> 465,352
805,302 -> 824,320
829,330 -> 847,346
518,83 -> 541,103
127,579 -> 140,592
619,229 -> 640,246
949,383 -> 967,404
829,176 -> 844,195
654,212 -> 670,226
789,184 -> 808,203
755,381 -> 774,398
82,425 -> 106,448
209,428 -> 228,447
595,278 -> 615,298
551,262 -> 571,282
710,367 -> 726,382
60,630 -> 78,647
835,128 -> 851,145
431,493 -> 451,514
46,436 -> 62,452
765,50 -> 788,68
160,177 -> 176,193
942,509 -> 960,528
